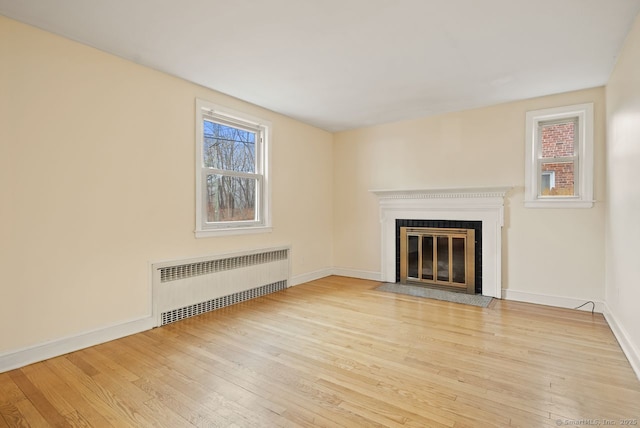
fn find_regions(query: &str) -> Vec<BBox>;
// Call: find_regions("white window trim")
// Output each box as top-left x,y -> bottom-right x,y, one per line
524,103 -> 594,208
195,99 -> 272,238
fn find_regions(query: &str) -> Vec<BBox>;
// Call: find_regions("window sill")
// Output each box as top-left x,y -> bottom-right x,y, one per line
524,199 -> 594,209
195,226 -> 273,238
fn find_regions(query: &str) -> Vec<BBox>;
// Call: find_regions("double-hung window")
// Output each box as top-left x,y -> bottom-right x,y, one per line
524,103 -> 594,208
195,99 -> 271,237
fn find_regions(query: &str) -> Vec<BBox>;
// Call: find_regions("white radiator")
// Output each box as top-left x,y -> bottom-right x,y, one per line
152,246 -> 290,326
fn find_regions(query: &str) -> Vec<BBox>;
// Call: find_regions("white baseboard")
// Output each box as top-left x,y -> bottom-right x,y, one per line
331,268 -> 383,282
0,316 -> 154,373
501,289 -> 604,313
603,304 -> 640,381
290,268 -> 333,286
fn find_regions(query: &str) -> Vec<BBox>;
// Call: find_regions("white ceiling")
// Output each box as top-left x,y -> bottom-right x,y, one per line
2,0 -> 640,132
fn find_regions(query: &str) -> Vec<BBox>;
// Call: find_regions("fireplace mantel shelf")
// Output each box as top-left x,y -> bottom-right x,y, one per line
370,187 -> 512,200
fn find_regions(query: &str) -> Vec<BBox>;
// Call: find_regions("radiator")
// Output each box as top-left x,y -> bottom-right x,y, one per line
152,246 -> 290,326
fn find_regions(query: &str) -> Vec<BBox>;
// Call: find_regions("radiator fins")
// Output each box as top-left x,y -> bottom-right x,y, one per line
160,249 -> 288,282
160,280 -> 287,326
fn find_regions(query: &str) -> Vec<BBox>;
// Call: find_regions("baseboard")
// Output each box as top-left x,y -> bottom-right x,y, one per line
290,268 -> 333,286
0,316 -> 154,373
331,268 -> 383,282
501,289 -> 604,313
603,304 -> 640,381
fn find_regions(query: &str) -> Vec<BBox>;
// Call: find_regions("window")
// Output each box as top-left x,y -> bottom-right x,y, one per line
195,99 -> 271,237
524,103 -> 594,208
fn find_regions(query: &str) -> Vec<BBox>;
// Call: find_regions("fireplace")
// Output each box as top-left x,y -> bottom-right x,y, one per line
371,187 -> 509,298
400,226 -> 476,293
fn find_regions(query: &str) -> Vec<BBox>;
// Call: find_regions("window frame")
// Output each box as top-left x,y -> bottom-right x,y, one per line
524,103 -> 594,208
195,99 -> 272,237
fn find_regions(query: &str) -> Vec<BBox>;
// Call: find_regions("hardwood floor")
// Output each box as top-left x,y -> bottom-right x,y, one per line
1,276 -> 639,427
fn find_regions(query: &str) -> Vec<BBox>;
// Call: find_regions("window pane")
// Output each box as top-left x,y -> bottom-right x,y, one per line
206,175 -> 257,222
541,171 -> 554,194
541,120 -> 576,158
541,162 -> 575,196
452,238 -> 466,284
407,236 -> 419,278
203,120 -> 256,172
422,236 -> 433,280
437,236 -> 449,282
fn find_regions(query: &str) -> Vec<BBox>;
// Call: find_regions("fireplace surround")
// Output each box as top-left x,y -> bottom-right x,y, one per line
371,187 -> 509,298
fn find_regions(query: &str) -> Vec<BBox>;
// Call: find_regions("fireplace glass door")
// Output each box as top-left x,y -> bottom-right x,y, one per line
400,227 -> 475,294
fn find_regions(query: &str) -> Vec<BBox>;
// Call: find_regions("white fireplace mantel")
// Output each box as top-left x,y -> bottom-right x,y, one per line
371,187 -> 511,298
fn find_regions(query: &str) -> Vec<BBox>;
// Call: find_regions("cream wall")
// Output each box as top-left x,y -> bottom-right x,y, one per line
605,13 -> 640,372
0,16 -> 333,354
333,88 -> 606,302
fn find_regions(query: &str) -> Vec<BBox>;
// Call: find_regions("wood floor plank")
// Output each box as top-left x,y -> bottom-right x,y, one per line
0,377 -> 29,428
63,411 -> 93,428
0,402 -> 28,428
1,276 -> 639,427
8,370 -> 70,427
20,362 -> 81,417
11,399 -> 51,428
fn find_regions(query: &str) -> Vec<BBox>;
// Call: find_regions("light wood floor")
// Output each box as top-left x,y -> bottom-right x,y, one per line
1,276 -> 639,427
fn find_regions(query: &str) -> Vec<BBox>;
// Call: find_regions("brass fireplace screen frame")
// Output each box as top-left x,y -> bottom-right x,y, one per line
400,227 -> 475,294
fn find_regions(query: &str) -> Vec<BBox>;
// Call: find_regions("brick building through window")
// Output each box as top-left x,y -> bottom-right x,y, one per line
540,119 -> 576,196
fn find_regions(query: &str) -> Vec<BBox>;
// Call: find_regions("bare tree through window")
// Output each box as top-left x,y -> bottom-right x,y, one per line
203,120 -> 257,222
